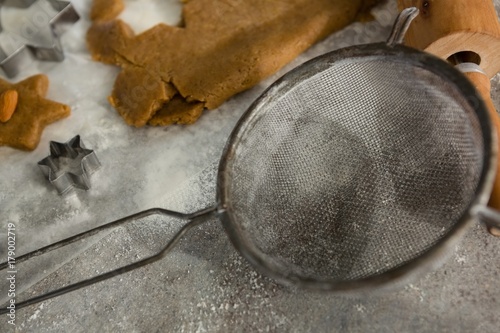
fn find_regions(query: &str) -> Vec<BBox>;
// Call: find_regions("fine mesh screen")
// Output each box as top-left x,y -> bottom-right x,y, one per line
225,57 -> 485,281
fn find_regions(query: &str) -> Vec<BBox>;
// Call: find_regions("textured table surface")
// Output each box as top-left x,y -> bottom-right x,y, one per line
1,0 -> 500,332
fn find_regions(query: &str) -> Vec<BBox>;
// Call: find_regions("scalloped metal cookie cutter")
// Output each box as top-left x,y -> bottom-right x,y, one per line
38,135 -> 101,195
0,0 -> 80,77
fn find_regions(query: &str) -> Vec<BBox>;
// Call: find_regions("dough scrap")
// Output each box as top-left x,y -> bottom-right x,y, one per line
90,0 -> 125,21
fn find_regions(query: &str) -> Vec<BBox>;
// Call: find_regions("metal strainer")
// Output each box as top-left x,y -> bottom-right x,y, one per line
1,8 -> 498,313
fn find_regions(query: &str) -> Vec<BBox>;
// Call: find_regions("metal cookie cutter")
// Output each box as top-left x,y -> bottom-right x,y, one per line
0,0 -> 80,77
38,135 -> 101,195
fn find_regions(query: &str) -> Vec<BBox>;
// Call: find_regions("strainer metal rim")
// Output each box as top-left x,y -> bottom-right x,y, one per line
216,42 -> 497,292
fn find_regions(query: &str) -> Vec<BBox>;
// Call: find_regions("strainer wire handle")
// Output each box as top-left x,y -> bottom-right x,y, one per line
0,206 -> 217,314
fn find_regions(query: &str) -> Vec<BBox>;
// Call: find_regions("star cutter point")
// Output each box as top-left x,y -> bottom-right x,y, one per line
0,0 -> 80,77
38,135 -> 101,195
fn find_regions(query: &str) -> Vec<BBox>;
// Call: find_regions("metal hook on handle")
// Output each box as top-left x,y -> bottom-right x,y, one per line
476,206 -> 500,237
387,7 -> 420,46
0,206 -> 217,314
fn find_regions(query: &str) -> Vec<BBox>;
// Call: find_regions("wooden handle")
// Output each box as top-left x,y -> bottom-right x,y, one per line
397,0 -> 500,78
466,72 -> 500,236
398,0 -> 500,236
465,71 -> 500,203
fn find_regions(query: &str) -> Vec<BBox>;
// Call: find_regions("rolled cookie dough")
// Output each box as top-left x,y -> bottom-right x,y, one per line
87,0 -> 382,127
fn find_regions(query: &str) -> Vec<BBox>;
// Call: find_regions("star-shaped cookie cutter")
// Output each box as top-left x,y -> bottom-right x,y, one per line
38,135 -> 101,195
0,0 -> 80,77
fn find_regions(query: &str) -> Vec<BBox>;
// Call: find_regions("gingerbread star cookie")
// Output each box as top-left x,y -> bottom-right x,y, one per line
87,0 -> 383,127
0,75 -> 71,151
